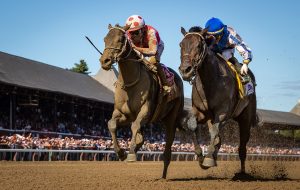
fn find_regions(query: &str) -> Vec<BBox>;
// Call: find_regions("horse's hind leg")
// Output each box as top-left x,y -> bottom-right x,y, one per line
161,103 -> 181,179
237,112 -> 252,173
162,119 -> 176,179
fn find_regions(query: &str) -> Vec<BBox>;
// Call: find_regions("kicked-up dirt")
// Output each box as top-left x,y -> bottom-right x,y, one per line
0,161 -> 299,190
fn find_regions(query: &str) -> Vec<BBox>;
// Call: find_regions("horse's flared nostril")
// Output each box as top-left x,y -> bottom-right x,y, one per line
104,58 -> 111,64
185,66 -> 192,74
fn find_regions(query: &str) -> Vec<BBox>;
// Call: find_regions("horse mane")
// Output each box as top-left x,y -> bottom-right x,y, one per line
189,26 -> 203,33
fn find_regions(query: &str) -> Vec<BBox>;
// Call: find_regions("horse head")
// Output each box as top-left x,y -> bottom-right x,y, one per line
100,24 -> 131,70
178,27 -> 208,81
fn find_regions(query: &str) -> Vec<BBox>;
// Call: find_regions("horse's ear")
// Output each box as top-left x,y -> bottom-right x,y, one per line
201,28 -> 208,36
115,23 -> 120,27
108,24 -> 112,29
205,35 -> 216,47
181,27 -> 187,36
123,24 -> 131,31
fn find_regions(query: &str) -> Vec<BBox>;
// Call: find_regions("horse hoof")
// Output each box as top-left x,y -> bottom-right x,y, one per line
200,163 -> 210,170
125,153 -> 137,162
200,157 -> 216,169
118,150 -> 127,161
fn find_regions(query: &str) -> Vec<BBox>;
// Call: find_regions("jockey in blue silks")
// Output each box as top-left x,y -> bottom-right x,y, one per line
205,17 -> 252,76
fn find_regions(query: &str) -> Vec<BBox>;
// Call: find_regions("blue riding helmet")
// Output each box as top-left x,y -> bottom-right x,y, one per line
205,17 -> 225,35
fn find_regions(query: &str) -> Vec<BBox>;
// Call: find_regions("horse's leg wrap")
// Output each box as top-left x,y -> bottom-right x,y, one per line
126,153 -> 137,162
201,122 -> 220,168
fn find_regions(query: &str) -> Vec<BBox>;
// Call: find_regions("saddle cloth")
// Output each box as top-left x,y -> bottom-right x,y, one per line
161,63 -> 175,86
161,64 -> 178,102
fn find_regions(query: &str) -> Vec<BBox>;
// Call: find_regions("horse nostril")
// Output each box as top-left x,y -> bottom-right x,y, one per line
185,66 -> 192,74
104,58 -> 111,64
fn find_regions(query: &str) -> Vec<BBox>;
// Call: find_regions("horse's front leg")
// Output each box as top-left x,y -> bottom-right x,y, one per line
192,125 -> 205,166
186,115 -> 205,163
126,106 -> 149,162
201,120 -> 221,169
108,109 -> 129,161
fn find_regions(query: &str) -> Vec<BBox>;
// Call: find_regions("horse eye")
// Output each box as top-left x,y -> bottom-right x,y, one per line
179,43 -> 182,47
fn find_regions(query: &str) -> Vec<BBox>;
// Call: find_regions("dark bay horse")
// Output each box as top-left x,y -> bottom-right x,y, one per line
178,27 -> 257,174
100,24 -> 184,179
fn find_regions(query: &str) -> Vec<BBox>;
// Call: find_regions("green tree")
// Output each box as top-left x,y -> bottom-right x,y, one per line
70,59 -> 90,74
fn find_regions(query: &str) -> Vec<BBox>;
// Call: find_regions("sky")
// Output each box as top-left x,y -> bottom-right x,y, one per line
1,0 -> 299,112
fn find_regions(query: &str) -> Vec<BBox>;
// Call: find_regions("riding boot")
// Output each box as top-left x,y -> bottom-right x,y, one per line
228,57 -> 250,83
156,63 -> 172,94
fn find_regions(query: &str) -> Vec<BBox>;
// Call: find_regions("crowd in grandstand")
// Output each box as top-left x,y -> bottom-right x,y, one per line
0,104 -> 299,156
0,133 -> 299,155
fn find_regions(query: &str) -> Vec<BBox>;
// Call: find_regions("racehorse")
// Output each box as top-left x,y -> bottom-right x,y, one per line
99,24 -> 184,179
178,26 -> 257,174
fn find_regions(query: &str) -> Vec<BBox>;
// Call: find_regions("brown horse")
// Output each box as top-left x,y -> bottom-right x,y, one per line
178,26 -> 257,174
99,24 -> 184,179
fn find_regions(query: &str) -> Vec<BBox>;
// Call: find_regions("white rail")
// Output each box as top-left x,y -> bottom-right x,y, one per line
0,149 -> 299,162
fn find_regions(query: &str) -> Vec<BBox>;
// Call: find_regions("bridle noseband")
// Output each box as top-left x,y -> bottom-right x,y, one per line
103,26 -> 142,89
103,27 -> 132,63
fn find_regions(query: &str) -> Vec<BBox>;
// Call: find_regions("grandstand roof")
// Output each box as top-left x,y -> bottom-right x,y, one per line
183,98 -> 300,129
92,66 -> 118,93
291,99 -> 300,116
257,109 -> 300,129
0,51 -> 114,103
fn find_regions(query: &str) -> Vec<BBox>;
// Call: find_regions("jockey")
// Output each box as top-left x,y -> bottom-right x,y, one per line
125,14 -> 171,93
204,17 -> 252,76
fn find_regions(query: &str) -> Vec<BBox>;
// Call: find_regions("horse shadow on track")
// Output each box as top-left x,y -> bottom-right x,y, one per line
167,172 -> 299,182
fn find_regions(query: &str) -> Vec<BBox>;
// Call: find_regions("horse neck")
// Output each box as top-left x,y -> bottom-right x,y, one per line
197,51 -> 217,83
117,53 -> 141,88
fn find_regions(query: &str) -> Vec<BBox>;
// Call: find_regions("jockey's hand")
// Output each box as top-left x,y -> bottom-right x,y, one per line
148,56 -> 157,64
243,59 -> 251,64
241,63 -> 248,75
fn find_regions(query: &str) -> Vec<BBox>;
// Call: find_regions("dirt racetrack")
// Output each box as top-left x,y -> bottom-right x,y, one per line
0,161 -> 299,190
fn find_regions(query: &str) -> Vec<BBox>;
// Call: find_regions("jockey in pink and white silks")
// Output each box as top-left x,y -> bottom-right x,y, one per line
205,17 -> 253,76
125,15 -> 171,93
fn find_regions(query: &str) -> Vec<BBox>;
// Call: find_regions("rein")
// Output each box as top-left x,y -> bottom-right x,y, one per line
182,32 -> 208,84
182,32 -> 209,111
104,27 -> 132,62
104,26 -> 141,89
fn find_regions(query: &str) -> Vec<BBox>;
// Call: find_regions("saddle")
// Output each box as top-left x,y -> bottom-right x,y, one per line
216,53 -> 254,99
144,63 -> 179,123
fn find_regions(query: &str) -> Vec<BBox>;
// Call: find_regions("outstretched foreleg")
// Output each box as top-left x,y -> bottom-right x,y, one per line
108,109 -> 129,161
126,105 -> 149,162
201,120 -> 221,169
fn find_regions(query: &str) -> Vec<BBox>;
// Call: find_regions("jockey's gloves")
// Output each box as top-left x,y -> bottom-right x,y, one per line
241,63 -> 248,75
243,59 -> 251,64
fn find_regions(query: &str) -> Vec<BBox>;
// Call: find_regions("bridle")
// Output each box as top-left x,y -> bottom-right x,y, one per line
181,32 -> 209,111
103,26 -> 141,89
181,32 -> 208,83
103,26 -> 133,63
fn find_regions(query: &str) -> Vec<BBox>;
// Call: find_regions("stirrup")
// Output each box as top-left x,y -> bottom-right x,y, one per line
240,75 -> 251,84
163,85 -> 172,93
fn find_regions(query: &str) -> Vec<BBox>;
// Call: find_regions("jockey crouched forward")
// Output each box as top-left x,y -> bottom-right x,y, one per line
204,17 -> 253,82
125,15 -> 171,93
